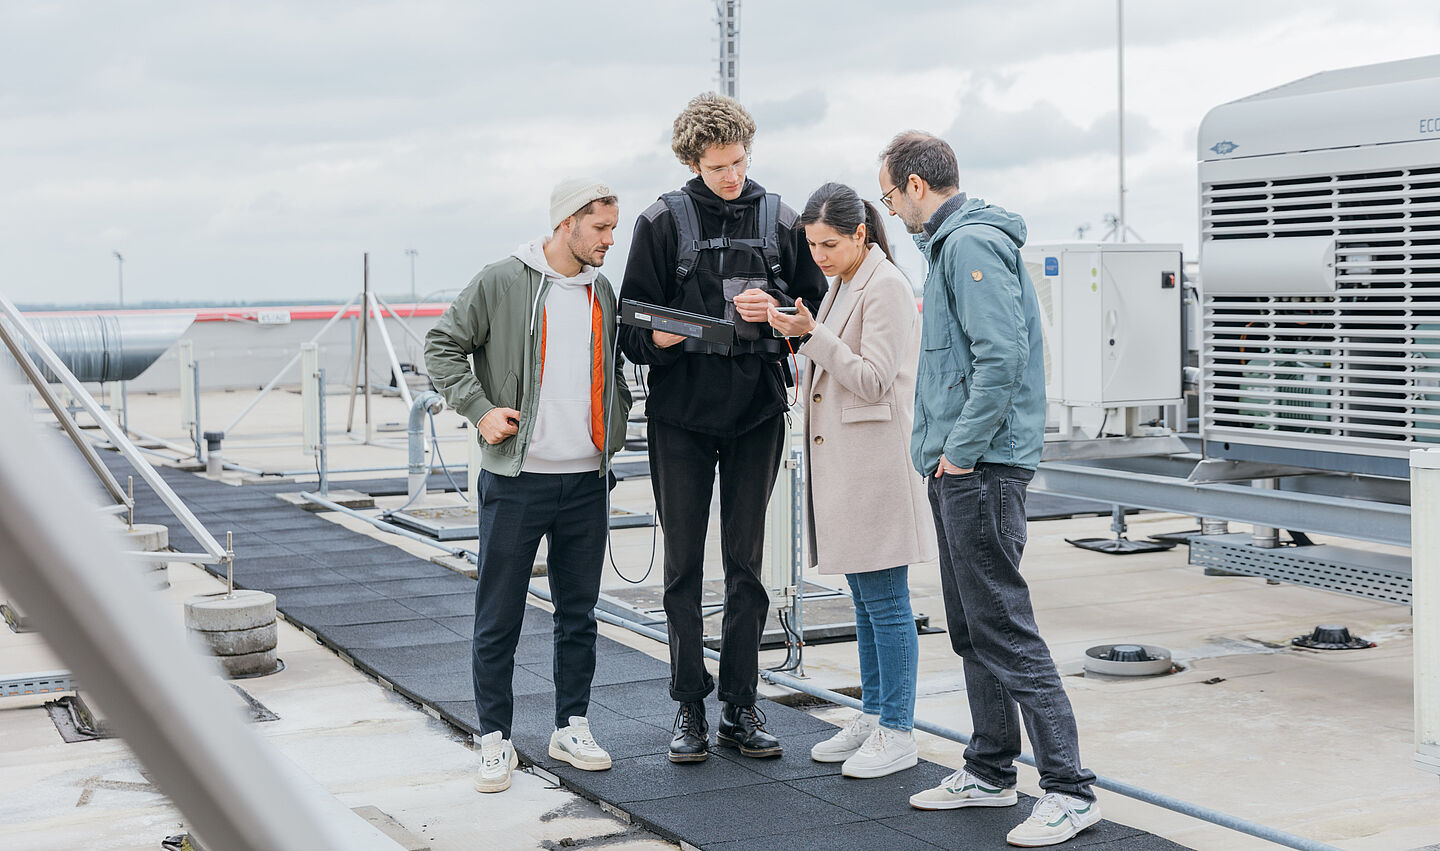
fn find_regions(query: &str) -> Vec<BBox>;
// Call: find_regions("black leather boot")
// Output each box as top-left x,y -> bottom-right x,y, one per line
717,702 -> 782,758
669,700 -> 709,763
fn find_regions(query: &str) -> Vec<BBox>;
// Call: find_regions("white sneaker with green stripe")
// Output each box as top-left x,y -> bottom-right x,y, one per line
548,716 -> 612,771
1005,792 -> 1101,847
909,767 -> 1018,810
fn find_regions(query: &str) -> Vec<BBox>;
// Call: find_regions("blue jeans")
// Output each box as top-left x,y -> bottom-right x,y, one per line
927,464 -> 1096,800
846,566 -> 918,732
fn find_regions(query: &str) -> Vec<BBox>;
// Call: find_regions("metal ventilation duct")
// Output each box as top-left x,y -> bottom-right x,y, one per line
14,313 -> 196,383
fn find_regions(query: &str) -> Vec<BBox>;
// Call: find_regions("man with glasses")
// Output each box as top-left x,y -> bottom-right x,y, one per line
878,131 -> 1100,847
619,92 -> 825,764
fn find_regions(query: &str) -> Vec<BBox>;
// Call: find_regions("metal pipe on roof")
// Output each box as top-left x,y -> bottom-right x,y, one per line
20,313 -> 195,383
407,391 -> 444,503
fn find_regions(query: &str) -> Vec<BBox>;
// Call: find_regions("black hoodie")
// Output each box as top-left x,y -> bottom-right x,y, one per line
619,177 -> 827,437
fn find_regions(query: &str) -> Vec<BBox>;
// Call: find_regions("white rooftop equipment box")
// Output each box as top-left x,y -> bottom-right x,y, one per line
1198,54 -> 1440,478
1022,242 -> 1183,410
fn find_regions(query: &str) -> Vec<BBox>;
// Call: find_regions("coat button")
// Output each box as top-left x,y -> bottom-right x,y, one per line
813,436 -> 824,445
812,393 -> 822,403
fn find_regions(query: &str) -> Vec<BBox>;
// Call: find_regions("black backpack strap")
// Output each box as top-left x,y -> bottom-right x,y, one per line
759,192 -> 783,280
664,189 -> 785,285
662,191 -> 703,281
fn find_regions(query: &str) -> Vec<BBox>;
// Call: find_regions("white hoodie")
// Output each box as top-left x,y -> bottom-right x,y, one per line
513,239 -> 603,474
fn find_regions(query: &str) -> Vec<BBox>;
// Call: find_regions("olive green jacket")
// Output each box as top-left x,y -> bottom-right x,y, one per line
423,256 -> 632,478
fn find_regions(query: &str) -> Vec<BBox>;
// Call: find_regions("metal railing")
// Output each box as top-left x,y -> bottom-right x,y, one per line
0,376 -> 400,850
0,291 -> 228,564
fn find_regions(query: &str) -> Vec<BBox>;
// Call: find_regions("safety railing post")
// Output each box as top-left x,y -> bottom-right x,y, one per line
1413,448 -> 1440,778
316,368 -> 329,498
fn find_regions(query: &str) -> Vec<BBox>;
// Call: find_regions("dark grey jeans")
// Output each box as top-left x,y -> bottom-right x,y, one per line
927,463 -> 1096,800
472,469 -> 607,739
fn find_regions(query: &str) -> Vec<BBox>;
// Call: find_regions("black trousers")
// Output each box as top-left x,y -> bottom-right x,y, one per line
648,415 -> 785,705
472,469 -> 607,739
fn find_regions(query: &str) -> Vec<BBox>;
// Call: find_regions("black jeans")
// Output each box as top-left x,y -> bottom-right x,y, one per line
472,469 -> 607,739
648,415 -> 784,705
927,463 -> 1097,800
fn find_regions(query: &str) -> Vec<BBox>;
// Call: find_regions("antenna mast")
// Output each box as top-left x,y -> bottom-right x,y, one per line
717,0 -> 740,97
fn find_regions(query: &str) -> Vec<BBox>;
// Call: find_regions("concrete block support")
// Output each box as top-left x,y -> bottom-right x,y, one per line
115,522 -> 171,589
185,590 -> 280,678
121,523 -> 169,552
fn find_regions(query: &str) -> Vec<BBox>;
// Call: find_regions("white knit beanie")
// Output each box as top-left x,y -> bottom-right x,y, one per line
550,178 -> 614,230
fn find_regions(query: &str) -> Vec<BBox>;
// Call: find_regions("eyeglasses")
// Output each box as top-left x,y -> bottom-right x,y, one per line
880,183 -> 900,211
702,155 -> 751,178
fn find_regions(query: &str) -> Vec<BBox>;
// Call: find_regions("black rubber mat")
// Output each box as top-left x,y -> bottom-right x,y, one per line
102,452 -> 1190,851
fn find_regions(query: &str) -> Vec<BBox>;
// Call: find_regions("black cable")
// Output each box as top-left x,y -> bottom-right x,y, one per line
606,344 -> 656,585
428,411 -> 465,494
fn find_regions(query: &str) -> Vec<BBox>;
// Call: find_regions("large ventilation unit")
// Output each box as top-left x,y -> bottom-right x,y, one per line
1198,54 -> 1440,478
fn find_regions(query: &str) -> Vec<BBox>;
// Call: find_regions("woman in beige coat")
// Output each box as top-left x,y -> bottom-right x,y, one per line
768,182 -> 937,780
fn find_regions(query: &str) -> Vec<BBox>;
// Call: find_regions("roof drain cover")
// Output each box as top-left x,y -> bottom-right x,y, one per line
1291,624 -> 1375,650
1083,644 -> 1174,677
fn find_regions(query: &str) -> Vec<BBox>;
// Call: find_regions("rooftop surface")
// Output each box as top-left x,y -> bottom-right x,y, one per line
2,386 -> 1436,850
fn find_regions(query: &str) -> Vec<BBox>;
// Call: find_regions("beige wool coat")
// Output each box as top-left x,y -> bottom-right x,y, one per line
798,245 -> 938,575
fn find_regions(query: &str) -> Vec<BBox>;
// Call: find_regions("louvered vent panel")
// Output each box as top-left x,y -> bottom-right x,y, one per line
1202,163 -> 1440,455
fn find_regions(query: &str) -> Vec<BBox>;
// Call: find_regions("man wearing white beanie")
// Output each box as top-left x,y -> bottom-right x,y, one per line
425,178 -> 633,794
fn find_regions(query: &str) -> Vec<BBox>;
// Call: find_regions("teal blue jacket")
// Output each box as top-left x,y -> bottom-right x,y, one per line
911,198 -> 1047,475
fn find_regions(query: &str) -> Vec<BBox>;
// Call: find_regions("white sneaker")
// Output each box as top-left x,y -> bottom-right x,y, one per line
548,716 -> 612,771
841,725 -> 918,778
909,767 -> 1018,810
474,730 -> 518,793
810,712 -> 879,763
1006,792 -> 1101,847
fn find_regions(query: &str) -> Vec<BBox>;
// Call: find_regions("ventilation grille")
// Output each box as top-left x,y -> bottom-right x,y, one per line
1202,161 -> 1440,457
1203,292 -> 1440,448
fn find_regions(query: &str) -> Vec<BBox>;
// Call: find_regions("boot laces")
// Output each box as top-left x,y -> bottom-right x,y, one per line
736,704 -> 767,729
675,702 -> 705,738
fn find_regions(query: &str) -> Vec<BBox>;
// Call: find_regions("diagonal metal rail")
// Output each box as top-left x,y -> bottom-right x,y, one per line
0,379 -> 401,850
0,314 -> 129,508
0,291 -> 227,564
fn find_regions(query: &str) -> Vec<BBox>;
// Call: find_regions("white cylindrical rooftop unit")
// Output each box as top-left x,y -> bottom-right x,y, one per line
1197,54 -> 1440,478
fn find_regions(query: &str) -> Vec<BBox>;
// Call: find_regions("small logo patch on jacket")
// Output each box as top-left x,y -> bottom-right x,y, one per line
971,270 -> 983,281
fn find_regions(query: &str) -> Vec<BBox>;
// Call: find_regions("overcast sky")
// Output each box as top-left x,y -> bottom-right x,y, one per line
5,1 -> 1440,306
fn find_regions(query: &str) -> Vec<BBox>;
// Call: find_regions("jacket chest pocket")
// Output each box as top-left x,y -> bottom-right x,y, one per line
920,273 -> 954,350
921,307 -> 953,351
841,403 -> 892,424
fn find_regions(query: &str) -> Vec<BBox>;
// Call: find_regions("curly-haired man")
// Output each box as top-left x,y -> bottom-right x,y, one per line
619,93 -> 826,763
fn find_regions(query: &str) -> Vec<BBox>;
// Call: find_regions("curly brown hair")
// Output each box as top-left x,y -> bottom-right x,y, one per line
670,92 -> 756,167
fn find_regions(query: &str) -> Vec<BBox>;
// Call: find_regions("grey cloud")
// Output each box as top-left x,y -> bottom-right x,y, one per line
4,0 -> 1438,306
944,94 -> 1155,171
750,90 -> 828,133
